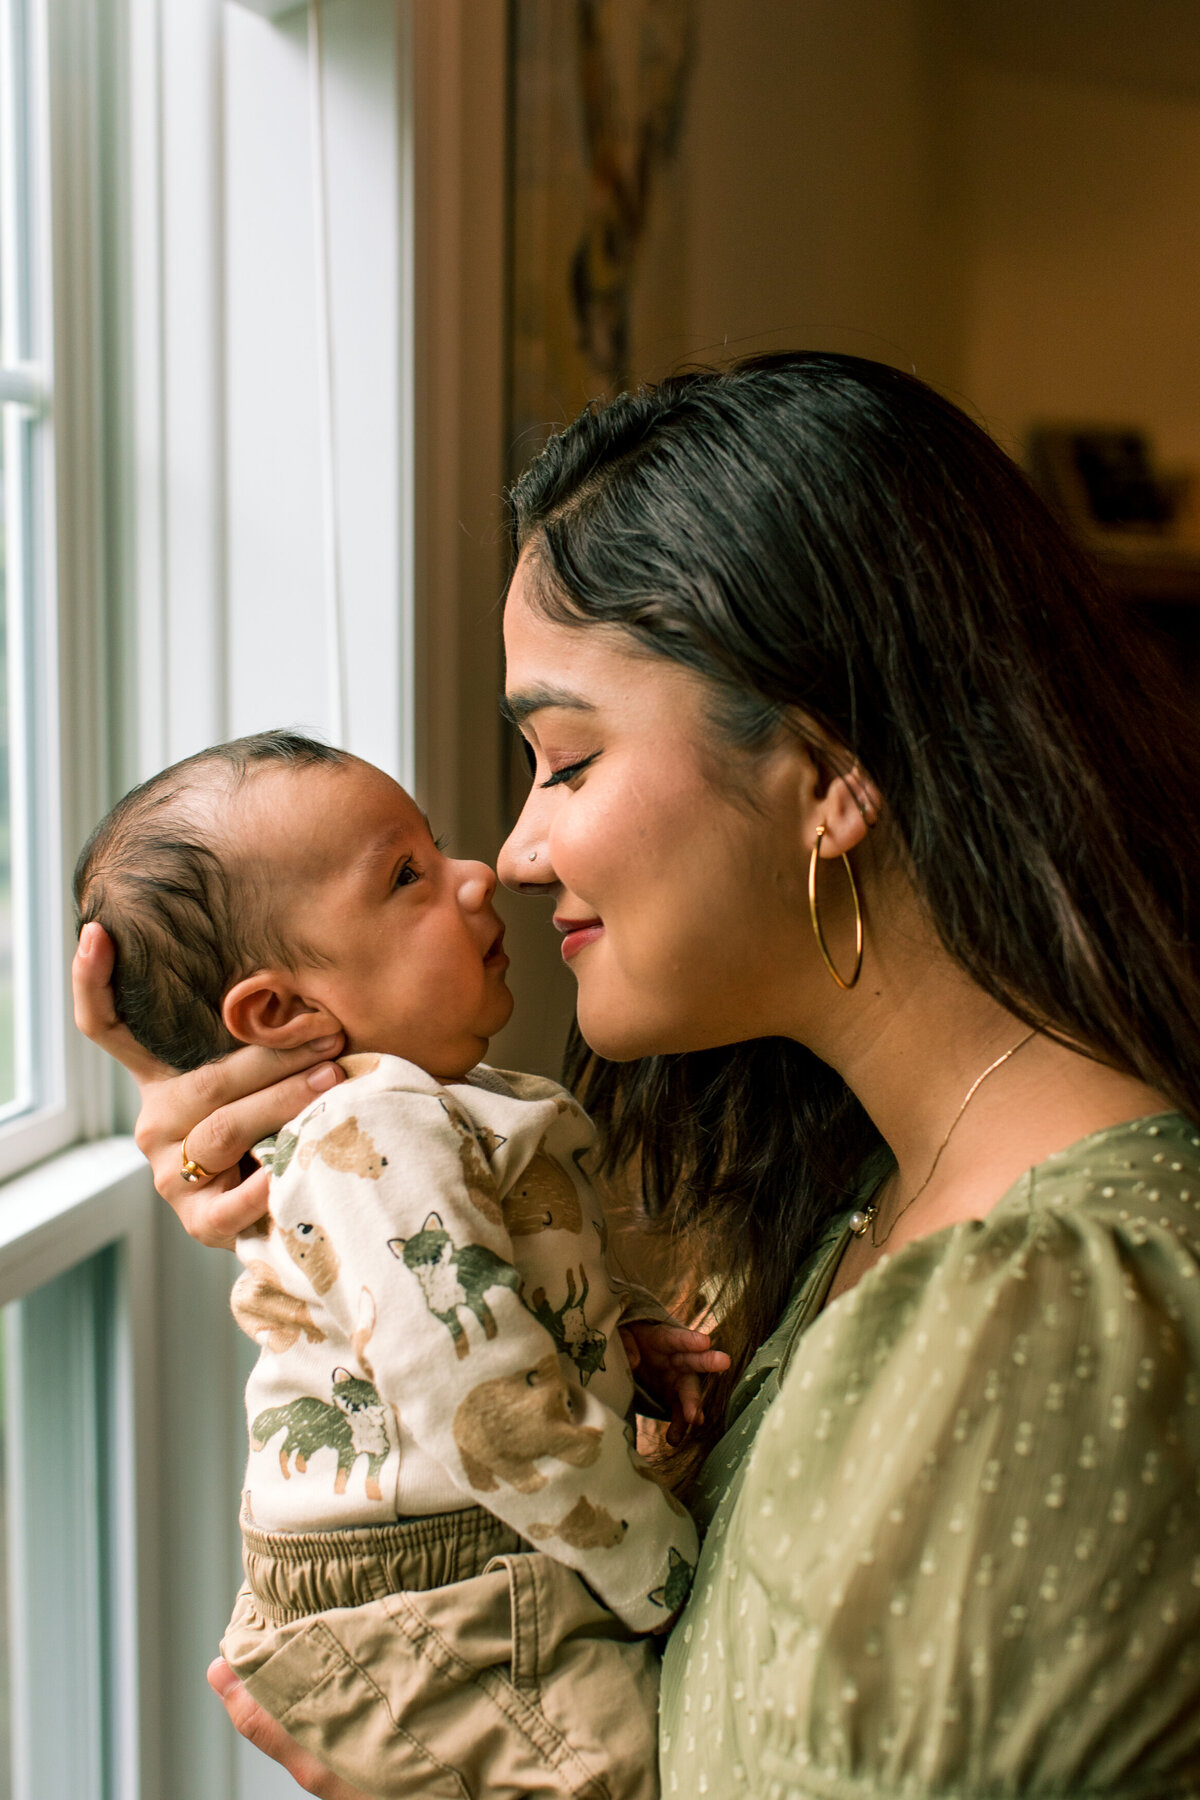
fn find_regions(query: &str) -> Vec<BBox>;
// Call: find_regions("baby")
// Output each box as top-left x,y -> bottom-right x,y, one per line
75,729 -> 706,1800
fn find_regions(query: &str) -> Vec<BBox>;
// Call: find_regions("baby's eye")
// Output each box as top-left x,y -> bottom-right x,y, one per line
393,857 -> 420,889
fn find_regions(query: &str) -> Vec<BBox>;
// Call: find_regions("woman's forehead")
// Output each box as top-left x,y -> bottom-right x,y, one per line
503,604 -> 704,735
503,570 -> 662,699
504,578 -> 616,693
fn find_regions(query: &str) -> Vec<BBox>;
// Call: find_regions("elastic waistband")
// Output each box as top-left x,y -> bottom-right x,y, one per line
241,1508 -> 522,1624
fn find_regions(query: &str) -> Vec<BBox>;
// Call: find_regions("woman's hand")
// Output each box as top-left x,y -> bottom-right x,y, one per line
72,922 -> 344,1248
208,1661 -> 372,1799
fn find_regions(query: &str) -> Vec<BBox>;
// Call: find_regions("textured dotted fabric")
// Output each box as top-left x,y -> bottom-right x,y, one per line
660,1113 -> 1200,1798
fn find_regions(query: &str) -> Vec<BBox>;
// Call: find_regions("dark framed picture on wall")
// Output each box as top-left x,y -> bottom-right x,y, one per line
505,0 -> 698,812
507,0 -> 696,480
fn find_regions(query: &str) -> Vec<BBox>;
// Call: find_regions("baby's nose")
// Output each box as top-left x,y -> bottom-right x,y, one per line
457,861 -> 497,910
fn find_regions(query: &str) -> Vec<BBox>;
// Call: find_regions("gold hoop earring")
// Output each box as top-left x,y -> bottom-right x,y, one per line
808,824 -> 863,990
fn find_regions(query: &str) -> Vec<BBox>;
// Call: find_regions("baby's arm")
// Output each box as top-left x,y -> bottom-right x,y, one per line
621,1318 -> 730,1445
277,1077 -> 699,1632
605,1265 -> 731,1443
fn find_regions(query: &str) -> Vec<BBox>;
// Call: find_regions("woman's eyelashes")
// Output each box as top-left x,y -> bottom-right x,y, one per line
540,751 -> 600,789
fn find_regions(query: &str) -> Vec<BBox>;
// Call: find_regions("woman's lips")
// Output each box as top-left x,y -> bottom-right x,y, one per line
553,916 -> 604,962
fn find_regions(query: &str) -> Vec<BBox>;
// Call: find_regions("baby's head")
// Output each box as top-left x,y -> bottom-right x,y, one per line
74,731 -> 512,1079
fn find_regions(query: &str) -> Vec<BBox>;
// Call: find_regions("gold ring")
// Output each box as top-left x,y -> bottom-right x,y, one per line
180,1135 -> 212,1185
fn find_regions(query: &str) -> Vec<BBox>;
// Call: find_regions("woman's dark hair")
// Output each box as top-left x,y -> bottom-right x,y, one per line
508,352 -> 1200,1470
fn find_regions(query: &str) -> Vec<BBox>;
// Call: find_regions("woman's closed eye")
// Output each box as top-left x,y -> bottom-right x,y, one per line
540,752 -> 600,789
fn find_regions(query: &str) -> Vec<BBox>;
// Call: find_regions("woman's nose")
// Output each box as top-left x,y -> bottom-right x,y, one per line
456,860 -> 497,910
497,813 -> 553,893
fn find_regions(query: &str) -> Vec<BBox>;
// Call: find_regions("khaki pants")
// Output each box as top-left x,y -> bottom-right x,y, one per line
222,1507 -> 662,1800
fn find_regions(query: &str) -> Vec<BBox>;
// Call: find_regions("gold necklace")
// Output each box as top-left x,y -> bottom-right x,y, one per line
848,1029 -> 1037,1248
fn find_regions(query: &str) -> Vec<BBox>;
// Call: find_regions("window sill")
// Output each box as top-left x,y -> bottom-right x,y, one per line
0,1136 -> 153,1308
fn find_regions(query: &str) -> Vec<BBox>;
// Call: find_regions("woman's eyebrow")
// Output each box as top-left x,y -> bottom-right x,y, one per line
499,685 -> 597,727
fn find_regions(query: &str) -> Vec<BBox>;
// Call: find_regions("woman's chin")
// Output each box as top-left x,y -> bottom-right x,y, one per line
577,997 -> 757,1063
575,1006 -> 690,1064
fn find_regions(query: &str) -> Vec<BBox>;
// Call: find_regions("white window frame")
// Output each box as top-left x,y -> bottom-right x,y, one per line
1,1140 -> 158,1800
0,4 -> 161,1798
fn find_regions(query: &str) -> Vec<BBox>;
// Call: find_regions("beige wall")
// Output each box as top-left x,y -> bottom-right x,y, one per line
677,0 -> 1200,477
961,62 -> 1200,465
682,0 -> 964,392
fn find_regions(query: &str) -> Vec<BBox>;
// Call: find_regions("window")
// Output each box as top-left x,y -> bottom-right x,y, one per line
0,0 -> 100,1182
0,0 -> 51,1136
0,4 -> 160,1797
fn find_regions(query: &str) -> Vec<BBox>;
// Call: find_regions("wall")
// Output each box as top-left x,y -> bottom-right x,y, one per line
675,0 -> 1200,481
960,60 -> 1200,466
682,0 -> 963,393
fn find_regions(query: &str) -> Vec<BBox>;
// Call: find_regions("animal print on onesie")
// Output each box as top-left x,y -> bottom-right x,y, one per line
230,1054 -> 698,1633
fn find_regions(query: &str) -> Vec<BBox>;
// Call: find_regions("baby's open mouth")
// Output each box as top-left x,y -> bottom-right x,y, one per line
484,924 -> 508,966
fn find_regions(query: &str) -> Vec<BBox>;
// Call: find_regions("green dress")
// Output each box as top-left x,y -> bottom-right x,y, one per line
660,1113 -> 1200,1797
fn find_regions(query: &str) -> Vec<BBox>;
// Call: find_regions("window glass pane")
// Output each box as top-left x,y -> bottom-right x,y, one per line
0,421 -> 13,1111
0,0 -> 45,1128
0,1326 -> 10,1800
4,1252 -> 116,1800
1,0 -> 35,364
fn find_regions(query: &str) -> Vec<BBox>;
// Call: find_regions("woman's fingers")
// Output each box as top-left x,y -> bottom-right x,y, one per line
72,923 -> 170,1083
137,1046 -> 344,1205
207,1661 -> 373,1799
141,1039 -> 345,1163
173,1163 -> 273,1252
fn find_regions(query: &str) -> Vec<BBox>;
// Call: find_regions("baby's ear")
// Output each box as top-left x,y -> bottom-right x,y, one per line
222,973 -> 342,1049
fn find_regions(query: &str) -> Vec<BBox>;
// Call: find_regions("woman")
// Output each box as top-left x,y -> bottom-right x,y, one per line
76,354 -> 1200,1796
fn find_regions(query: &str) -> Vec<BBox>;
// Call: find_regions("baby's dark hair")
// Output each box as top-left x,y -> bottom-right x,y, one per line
74,730 -> 349,1071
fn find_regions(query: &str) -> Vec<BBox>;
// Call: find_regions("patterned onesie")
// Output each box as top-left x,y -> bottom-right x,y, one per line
222,1052 -> 697,1799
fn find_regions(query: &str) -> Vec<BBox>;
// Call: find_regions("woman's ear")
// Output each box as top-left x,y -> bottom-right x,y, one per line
794,734 -> 882,857
819,764 -> 882,855
222,973 -> 343,1050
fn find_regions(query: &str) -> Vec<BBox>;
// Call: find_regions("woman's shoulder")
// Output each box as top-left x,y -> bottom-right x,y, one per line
842,1106 -> 1200,1304
931,1106 -> 1200,1322
781,1109 -> 1200,1395
733,1112 -> 1200,1563
1013,1106 -> 1200,1218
